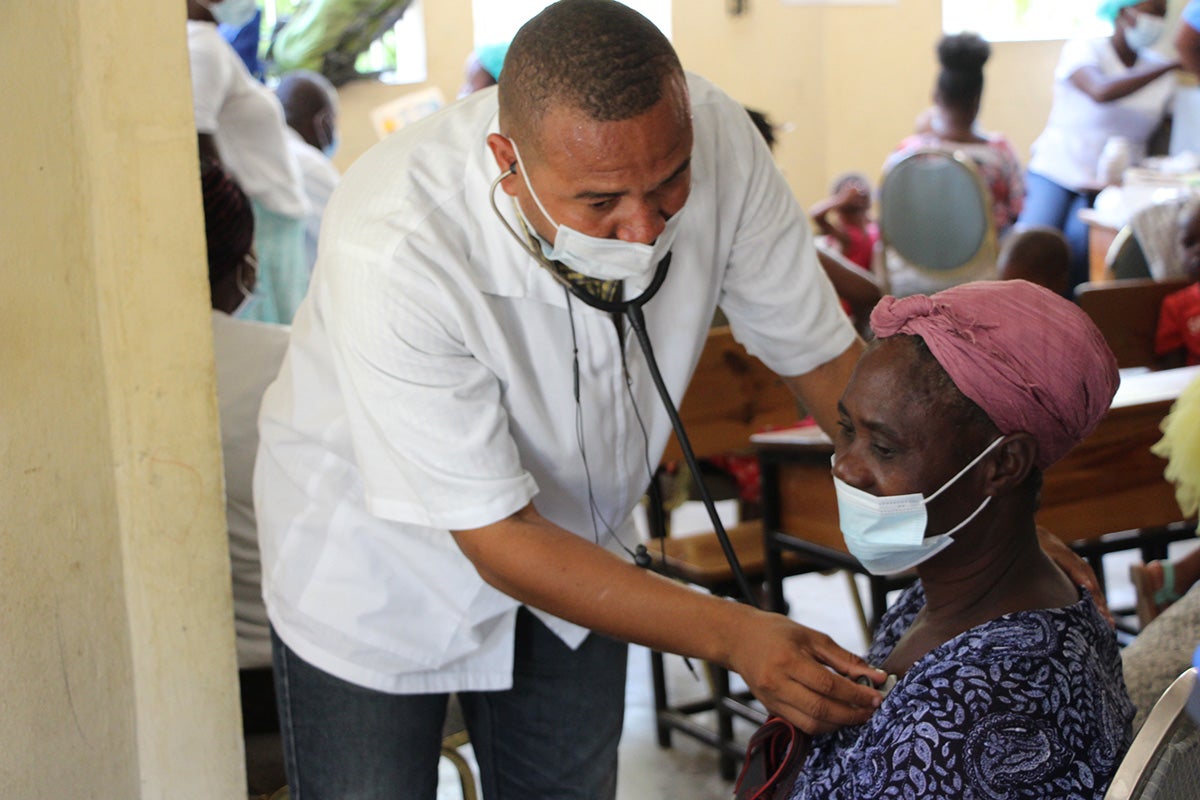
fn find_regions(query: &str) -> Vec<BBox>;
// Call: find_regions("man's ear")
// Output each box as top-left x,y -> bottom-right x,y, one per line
486,133 -> 518,196
984,433 -> 1037,496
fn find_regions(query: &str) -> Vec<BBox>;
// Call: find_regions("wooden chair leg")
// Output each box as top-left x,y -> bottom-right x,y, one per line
650,649 -> 673,747
709,663 -> 739,781
843,571 -> 871,644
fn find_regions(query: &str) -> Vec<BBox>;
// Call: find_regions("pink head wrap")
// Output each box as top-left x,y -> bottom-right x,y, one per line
870,280 -> 1119,469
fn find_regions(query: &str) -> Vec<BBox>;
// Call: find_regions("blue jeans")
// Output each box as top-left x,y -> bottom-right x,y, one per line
272,607 -> 628,800
1017,170 -> 1097,296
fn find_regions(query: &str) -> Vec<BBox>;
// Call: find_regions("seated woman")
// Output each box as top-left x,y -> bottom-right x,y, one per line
786,280 -> 1134,799
882,32 -> 1024,297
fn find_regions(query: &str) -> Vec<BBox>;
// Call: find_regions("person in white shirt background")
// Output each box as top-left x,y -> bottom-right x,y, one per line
275,69 -> 342,274
199,156 -> 291,764
187,0 -> 312,325
252,2 -> 1108,797
1017,0 -> 1179,295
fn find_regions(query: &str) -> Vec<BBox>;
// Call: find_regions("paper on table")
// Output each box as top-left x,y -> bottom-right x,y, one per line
750,425 -> 832,445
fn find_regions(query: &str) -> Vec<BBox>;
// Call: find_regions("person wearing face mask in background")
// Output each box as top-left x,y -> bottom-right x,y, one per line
275,69 -> 342,274
1017,0 -> 1179,296
200,157 -> 292,795
761,280 -> 1132,800
187,0 -> 313,325
458,41 -> 510,98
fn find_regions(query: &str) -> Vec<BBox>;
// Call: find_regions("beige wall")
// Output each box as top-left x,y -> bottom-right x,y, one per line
331,0 -> 1070,207
1,3 -> 243,797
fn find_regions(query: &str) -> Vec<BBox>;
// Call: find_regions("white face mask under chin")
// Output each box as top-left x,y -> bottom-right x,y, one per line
833,436 -> 1004,575
508,139 -> 683,282
1125,11 -> 1166,52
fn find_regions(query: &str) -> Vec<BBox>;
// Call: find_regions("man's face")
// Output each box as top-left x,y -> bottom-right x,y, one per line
491,76 -> 693,247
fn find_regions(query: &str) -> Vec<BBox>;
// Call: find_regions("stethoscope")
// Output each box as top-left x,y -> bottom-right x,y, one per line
489,166 -> 761,608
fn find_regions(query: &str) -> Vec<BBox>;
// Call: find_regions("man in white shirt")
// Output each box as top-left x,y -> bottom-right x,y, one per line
255,2 -> 1008,797
276,70 -> 342,273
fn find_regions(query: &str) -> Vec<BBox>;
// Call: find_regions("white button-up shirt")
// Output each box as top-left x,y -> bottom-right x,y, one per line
254,74 -> 856,694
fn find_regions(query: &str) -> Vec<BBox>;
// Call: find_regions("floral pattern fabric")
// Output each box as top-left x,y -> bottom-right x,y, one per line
788,583 -> 1134,800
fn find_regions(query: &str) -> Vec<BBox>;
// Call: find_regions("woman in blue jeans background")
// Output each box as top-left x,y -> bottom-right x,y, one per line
1019,0 -> 1178,295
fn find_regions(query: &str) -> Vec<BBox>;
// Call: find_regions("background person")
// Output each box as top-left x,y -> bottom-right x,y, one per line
1122,373 -> 1200,729
275,69 -> 342,272
882,32 -> 1024,298
996,225 -> 1071,296
784,279 -> 1133,799
199,157 -> 292,793
187,0 -> 312,324
1017,0 -> 1179,295
458,41 -> 510,97
809,172 -> 878,274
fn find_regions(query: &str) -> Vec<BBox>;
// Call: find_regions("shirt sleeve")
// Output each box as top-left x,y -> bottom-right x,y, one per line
1156,293 -> 1185,355
1055,38 -> 1101,82
188,31 -> 232,134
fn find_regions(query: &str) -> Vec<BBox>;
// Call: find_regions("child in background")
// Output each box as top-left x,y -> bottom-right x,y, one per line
996,225 -> 1070,297
809,172 -> 878,273
1155,203 -> 1200,369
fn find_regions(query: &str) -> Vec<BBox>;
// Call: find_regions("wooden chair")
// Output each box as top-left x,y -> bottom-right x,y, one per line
642,326 -> 852,779
1075,277 -> 1190,369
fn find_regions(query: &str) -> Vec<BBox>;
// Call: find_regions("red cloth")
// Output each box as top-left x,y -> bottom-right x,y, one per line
1155,282 -> 1200,366
840,221 -> 879,272
870,280 -> 1119,470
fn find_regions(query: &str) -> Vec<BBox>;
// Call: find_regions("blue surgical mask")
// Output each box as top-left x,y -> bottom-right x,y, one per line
323,132 -> 340,159
201,0 -> 258,30
833,437 -> 1004,575
509,139 -> 683,282
1125,11 -> 1166,52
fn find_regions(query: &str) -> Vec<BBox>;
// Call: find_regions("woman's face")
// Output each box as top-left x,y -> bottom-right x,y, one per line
831,339 -> 991,528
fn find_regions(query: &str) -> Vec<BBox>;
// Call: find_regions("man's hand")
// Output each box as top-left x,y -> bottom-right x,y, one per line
725,608 -> 885,735
1037,525 -> 1113,626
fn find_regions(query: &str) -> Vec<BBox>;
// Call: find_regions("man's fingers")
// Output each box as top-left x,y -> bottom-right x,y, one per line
769,673 -> 878,734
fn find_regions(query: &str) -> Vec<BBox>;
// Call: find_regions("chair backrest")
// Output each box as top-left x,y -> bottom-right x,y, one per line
660,325 -> 799,464
1075,276 -> 1191,369
1128,197 -> 1200,281
878,148 -> 996,276
1104,667 -> 1200,800
1107,225 -> 1153,280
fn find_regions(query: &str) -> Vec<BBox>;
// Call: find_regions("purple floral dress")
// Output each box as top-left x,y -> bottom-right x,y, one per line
788,584 -> 1134,799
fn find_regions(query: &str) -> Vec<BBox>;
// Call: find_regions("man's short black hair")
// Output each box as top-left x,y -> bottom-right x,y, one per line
498,0 -> 684,145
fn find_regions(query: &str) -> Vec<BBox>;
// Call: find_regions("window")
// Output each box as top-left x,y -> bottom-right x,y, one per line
259,0 -> 427,84
942,0 -> 1110,43
471,0 -> 672,48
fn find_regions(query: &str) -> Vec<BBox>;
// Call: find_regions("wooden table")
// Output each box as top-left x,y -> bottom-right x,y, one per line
1078,207 -> 1119,284
756,366 -> 1200,625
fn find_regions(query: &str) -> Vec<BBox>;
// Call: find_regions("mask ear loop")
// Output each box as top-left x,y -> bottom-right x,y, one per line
236,252 -> 256,299
923,435 -> 1006,504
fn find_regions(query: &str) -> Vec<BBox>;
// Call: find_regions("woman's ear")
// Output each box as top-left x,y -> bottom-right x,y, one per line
984,433 -> 1037,496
